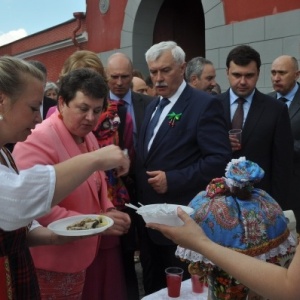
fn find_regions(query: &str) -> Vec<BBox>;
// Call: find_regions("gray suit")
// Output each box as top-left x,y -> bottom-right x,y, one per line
269,83 -> 300,230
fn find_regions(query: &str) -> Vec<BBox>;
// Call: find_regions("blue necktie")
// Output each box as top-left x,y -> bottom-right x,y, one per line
144,98 -> 170,155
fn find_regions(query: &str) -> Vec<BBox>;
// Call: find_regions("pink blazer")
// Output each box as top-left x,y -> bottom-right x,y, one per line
13,110 -> 114,273
46,106 -> 56,118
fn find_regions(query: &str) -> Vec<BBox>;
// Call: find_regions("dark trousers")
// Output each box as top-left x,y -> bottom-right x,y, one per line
137,216 -> 189,295
120,207 -> 140,300
292,209 -> 300,232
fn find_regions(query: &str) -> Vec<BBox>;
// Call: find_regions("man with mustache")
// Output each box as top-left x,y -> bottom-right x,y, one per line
136,41 -> 232,295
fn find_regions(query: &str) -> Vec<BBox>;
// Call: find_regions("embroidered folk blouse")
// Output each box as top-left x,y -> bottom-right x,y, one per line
0,148 -> 55,231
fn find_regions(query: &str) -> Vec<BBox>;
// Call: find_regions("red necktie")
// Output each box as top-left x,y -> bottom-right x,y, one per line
232,98 -> 245,129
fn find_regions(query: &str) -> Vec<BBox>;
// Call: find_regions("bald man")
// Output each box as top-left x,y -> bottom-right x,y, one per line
132,76 -> 149,95
105,52 -> 153,300
269,55 -> 300,230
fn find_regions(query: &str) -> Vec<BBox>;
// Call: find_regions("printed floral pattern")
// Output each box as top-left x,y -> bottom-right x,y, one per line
190,189 -> 289,253
206,178 -> 229,198
176,158 -> 297,300
208,268 -> 249,300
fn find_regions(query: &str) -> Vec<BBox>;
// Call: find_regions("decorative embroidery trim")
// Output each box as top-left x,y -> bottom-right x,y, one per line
5,257 -> 12,300
0,256 -> 13,300
2,147 -> 19,174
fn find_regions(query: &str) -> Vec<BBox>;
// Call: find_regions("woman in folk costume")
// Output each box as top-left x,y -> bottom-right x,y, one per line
176,157 -> 297,300
0,56 -> 129,299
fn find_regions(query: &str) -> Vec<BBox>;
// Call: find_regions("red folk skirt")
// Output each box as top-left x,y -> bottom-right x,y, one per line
0,227 -> 40,299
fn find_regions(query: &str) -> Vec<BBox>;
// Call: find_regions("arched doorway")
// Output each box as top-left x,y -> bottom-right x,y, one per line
153,0 -> 205,61
126,0 -> 205,75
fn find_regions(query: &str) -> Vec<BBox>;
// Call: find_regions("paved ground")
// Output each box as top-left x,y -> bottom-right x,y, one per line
135,261 -> 145,299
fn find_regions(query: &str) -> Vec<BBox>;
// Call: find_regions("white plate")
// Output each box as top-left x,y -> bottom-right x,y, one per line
136,204 -> 194,226
47,214 -> 114,236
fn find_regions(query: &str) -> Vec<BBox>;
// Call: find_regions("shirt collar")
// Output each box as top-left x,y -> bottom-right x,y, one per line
109,90 -> 132,105
276,82 -> 299,102
160,80 -> 186,103
229,88 -> 255,105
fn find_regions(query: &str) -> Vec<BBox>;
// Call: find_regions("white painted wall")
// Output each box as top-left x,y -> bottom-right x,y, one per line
100,0 -> 300,93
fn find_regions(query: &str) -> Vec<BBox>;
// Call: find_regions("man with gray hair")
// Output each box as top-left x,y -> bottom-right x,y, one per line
185,56 -> 217,93
136,41 -> 231,295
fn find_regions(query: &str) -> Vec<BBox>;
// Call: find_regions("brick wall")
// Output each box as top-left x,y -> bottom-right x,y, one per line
0,0 -> 126,81
0,19 -> 88,82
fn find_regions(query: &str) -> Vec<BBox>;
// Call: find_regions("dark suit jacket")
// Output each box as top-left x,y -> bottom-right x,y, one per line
218,89 -> 293,208
117,91 -> 153,203
136,84 -> 232,244
269,83 -> 300,212
131,91 -> 153,139
43,96 -> 57,120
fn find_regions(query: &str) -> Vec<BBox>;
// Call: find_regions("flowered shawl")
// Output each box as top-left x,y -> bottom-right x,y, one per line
93,100 -> 130,208
177,157 -> 296,262
176,158 -> 297,299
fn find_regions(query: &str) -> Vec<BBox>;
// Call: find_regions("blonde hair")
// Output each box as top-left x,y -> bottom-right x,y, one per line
0,56 -> 44,104
59,50 -> 107,82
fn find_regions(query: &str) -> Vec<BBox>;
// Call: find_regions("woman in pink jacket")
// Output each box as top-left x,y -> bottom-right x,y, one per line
13,68 -> 130,299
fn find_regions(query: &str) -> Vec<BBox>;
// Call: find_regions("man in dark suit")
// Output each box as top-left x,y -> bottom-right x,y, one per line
42,96 -> 56,119
269,55 -> 300,229
217,45 -> 293,208
185,56 -> 217,93
136,41 -> 232,295
105,52 -> 153,300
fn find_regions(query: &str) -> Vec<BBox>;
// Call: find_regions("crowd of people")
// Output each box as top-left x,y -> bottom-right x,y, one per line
0,40 -> 299,299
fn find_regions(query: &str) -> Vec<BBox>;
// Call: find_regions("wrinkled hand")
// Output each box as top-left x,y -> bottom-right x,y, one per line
146,207 -> 208,251
103,209 -> 131,236
95,145 -> 130,176
229,135 -> 241,152
147,170 -> 167,194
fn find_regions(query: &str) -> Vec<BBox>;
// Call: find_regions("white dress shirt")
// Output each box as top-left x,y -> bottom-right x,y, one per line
148,81 -> 186,150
